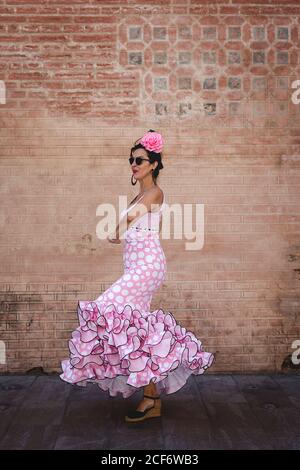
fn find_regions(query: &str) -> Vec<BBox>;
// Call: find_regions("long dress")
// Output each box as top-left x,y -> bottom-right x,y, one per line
59,194 -> 215,398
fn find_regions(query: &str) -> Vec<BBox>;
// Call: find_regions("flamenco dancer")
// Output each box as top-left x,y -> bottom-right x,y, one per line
60,129 -> 215,423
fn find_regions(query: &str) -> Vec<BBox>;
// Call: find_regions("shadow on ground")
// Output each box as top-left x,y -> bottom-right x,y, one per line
0,373 -> 300,450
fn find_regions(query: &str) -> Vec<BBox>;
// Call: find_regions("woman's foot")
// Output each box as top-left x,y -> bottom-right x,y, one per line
124,381 -> 161,423
125,395 -> 162,423
136,396 -> 156,412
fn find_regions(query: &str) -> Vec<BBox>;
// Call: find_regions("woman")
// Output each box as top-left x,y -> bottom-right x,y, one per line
60,130 -> 215,423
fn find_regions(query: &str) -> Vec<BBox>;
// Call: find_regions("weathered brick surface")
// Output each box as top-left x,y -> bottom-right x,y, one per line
0,1 -> 300,374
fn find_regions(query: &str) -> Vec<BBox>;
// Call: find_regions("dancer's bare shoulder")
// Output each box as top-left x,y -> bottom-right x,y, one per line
149,186 -> 163,205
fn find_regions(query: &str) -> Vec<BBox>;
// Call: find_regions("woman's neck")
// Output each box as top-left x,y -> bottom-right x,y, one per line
139,181 -> 156,193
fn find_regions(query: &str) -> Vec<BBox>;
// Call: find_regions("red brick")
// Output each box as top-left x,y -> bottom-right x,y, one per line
0,3 -> 299,375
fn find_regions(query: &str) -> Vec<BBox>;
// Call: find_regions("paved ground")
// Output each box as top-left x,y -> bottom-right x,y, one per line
0,373 -> 299,450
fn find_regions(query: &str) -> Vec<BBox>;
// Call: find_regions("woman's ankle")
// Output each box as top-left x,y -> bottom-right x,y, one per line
143,382 -> 159,398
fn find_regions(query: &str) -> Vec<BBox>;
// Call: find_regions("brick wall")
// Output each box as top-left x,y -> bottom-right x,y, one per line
1,0 -> 300,374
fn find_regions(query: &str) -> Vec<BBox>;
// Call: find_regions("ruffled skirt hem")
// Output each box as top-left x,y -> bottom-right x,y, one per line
59,300 -> 215,399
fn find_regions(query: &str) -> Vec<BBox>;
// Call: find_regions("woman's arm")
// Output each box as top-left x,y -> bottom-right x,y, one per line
107,210 -> 128,244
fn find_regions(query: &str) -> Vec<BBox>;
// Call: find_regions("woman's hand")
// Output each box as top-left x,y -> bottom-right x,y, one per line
107,233 -> 121,244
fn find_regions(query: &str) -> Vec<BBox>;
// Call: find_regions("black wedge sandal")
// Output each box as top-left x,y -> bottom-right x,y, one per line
125,394 -> 162,423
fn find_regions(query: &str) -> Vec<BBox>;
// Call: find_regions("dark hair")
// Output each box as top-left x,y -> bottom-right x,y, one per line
130,129 -> 164,184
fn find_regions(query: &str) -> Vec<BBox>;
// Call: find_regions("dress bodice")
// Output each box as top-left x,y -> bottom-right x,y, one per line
120,193 -> 166,234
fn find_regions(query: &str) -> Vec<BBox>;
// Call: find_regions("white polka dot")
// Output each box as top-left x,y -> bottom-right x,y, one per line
116,295 -> 124,303
146,255 -> 153,262
112,284 -> 121,292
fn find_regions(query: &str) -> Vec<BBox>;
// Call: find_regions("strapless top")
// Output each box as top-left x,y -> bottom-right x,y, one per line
120,193 -> 166,234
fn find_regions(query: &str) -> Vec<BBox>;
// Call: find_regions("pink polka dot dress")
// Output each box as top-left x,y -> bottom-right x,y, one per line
60,194 -> 215,398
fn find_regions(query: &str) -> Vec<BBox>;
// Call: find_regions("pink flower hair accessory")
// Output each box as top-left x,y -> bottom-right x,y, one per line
139,129 -> 164,153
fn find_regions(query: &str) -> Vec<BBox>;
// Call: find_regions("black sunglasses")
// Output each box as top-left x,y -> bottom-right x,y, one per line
129,156 -> 150,166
